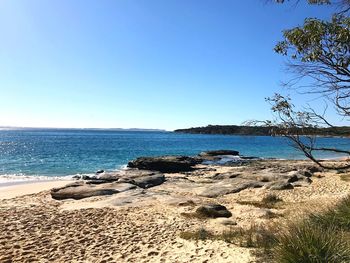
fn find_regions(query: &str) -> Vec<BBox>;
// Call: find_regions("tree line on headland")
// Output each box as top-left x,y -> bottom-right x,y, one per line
174,125 -> 350,137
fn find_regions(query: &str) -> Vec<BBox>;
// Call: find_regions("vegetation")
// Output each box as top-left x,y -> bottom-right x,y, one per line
309,196 -> 350,230
179,196 -> 350,262
275,220 -> 350,263
340,172 -> 350,181
179,228 -> 213,241
174,124 -> 350,136
237,194 -> 283,209
179,224 -> 277,249
261,0 -> 350,169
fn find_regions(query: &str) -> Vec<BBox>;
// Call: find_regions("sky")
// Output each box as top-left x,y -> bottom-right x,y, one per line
0,0 -> 338,130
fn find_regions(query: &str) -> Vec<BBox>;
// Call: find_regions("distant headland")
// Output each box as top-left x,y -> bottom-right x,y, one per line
174,125 -> 350,137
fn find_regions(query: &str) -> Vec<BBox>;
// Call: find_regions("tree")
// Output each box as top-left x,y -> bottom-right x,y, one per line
265,0 -> 350,169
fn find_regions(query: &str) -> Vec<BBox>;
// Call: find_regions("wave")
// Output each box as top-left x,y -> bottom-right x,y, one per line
0,164 -> 129,186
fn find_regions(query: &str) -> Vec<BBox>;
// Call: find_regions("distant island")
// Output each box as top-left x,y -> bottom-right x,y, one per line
174,125 -> 350,137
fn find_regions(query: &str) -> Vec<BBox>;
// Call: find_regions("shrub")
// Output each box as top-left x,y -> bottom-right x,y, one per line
274,221 -> 350,263
309,196 -> 350,231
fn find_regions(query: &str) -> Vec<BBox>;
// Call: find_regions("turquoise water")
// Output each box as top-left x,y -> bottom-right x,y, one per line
0,129 -> 349,178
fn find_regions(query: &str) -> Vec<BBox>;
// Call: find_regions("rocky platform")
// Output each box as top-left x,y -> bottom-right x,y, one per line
51,151 -> 319,201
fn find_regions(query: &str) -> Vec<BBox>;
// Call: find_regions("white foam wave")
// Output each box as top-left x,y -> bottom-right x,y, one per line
0,173 -> 88,186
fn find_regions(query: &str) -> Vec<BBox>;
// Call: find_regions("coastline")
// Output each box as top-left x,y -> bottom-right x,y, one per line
1,158 -> 350,262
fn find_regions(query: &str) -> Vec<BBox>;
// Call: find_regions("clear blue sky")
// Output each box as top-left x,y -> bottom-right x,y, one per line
0,0 -> 336,130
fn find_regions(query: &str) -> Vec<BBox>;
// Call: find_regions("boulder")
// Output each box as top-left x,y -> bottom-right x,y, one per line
301,170 -> 313,178
51,182 -> 136,200
132,173 -> 165,189
97,173 -> 121,182
127,156 -> 201,173
265,181 -> 294,190
95,169 -> 105,175
196,204 -> 232,218
199,150 -> 239,157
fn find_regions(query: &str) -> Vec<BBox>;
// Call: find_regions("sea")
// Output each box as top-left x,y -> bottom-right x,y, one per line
0,128 -> 349,184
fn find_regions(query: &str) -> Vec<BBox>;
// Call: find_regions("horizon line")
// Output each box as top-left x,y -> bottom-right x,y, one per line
0,126 -> 171,131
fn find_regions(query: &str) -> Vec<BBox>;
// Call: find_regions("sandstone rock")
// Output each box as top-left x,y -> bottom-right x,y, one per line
96,173 -> 120,182
211,172 -> 240,180
196,204 -> 232,218
51,182 -> 137,200
127,156 -> 201,173
132,173 -> 165,189
265,181 -> 294,190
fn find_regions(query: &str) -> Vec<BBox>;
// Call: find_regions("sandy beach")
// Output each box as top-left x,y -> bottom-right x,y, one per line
0,181 -> 73,200
1,159 -> 350,262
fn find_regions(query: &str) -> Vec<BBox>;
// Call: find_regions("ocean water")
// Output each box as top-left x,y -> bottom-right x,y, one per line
0,129 -> 349,181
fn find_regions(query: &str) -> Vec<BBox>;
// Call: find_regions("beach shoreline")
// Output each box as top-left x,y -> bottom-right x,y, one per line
1,158 -> 350,262
0,180 -> 73,200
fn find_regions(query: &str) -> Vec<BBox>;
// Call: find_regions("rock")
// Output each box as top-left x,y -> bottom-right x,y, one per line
302,170 -> 313,177
211,172 -> 240,180
199,179 -> 264,198
85,180 -> 111,185
196,204 -> 232,218
265,181 -> 294,190
97,173 -> 120,182
51,182 -> 137,200
95,169 -> 104,175
287,174 -> 299,183
127,156 -> 201,173
81,174 -> 97,180
308,166 -> 323,174
132,173 -> 165,189
119,169 -> 161,179
199,150 -> 239,156
292,177 -> 312,187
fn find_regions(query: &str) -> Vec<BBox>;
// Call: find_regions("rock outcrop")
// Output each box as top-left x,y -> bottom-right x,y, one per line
127,156 -> 201,173
51,182 -> 136,200
51,170 -> 165,200
51,152 -> 318,201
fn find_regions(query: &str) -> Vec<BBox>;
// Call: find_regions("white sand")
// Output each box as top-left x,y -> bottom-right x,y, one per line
0,180 -> 73,200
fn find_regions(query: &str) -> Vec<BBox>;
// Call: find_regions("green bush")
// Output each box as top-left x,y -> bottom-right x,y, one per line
309,196 -> 350,231
274,221 -> 350,263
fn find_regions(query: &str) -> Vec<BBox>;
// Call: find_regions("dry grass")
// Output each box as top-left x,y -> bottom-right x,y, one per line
237,194 -> 283,209
180,196 -> 350,262
179,224 -> 277,249
179,228 -> 213,241
340,173 -> 350,182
